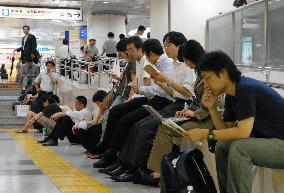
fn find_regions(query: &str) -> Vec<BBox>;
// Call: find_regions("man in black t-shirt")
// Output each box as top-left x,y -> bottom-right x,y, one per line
31,95 -> 62,134
184,51 -> 284,193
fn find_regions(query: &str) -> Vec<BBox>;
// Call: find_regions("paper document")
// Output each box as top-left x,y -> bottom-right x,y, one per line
143,105 -> 188,137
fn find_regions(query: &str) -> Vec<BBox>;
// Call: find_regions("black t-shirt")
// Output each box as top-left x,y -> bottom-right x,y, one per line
42,103 -> 62,118
223,76 -> 284,139
115,60 -> 136,99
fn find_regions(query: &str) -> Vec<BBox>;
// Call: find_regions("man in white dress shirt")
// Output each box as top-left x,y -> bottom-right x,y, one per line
32,61 -> 57,113
41,96 -> 92,146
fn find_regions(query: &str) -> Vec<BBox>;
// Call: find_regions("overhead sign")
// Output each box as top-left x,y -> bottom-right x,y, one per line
80,27 -> 87,39
0,6 -> 82,21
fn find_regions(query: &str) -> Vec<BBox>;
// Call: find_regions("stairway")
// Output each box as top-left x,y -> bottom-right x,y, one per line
0,83 -> 25,128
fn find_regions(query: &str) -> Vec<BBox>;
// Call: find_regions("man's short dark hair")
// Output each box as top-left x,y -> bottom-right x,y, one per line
76,96 -> 87,107
89,39 -> 96,42
138,25 -> 146,32
163,31 -> 187,47
119,34 -> 126,40
199,51 -> 242,82
116,38 -> 128,52
27,58 -> 33,63
182,40 -> 205,65
108,32 -> 114,38
127,36 -> 143,49
142,39 -> 164,57
93,90 -> 108,103
23,25 -> 30,30
40,95 -> 49,106
46,60 -> 55,67
63,39 -> 68,45
49,95 -> 60,104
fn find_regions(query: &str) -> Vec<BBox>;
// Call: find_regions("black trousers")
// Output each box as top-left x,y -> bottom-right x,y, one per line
95,97 -> 149,154
107,96 -> 172,154
118,99 -> 189,168
106,53 -> 117,57
75,124 -> 102,152
49,116 -> 79,143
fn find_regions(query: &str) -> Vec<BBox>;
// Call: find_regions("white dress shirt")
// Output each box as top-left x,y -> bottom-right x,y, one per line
34,72 -> 57,92
172,60 -> 196,100
66,108 -> 92,124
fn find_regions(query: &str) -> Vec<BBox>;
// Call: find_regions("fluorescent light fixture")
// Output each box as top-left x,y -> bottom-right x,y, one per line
58,4 -> 67,7
103,1 -> 110,4
52,19 -> 62,22
256,44 -> 262,47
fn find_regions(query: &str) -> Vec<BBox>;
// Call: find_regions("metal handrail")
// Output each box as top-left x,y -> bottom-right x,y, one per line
57,56 -> 126,88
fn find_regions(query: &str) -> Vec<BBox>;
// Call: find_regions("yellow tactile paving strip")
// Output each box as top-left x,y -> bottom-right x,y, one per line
9,131 -> 113,193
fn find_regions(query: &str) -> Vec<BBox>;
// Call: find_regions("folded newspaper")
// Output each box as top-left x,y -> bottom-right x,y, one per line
143,105 -> 188,137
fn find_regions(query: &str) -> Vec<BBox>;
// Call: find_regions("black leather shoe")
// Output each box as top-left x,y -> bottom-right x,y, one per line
93,157 -> 113,168
140,170 -> 160,186
106,165 -> 128,177
37,137 -> 50,143
111,169 -> 134,182
42,138 -> 58,146
98,161 -> 121,173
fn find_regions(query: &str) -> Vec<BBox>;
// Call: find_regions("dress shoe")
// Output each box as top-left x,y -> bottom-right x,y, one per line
93,157 -> 114,168
139,169 -> 160,186
98,161 -> 121,173
42,138 -> 58,146
37,137 -> 50,143
106,165 -> 128,177
111,169 -> 134,182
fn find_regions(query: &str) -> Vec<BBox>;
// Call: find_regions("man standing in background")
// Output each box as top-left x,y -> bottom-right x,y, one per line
100,32 -> 117,57
14,25 -> 37,64
83,39 -> 99,61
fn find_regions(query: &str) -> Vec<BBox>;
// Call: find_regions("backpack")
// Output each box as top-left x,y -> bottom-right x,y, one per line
160,148 -> 217,193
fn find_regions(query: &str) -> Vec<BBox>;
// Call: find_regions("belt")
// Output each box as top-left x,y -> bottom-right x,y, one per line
39,90 -> 53,95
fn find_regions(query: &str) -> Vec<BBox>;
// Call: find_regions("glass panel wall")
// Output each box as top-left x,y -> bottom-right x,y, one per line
208,14 -> 233,58
234,2 -> 265,64
267,0 -> 284,62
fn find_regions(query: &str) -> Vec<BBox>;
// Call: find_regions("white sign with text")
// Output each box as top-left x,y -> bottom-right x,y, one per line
0,6 -> 82,21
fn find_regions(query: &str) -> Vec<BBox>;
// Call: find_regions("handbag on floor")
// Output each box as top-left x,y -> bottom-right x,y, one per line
160,148 -> 217,193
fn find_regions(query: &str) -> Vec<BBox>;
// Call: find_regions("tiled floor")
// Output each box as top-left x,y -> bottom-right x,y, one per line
0,130 -> 160,193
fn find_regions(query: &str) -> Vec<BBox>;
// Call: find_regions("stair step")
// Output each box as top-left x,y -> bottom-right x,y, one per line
0,116 -> 25,125
0,110 -> 16,116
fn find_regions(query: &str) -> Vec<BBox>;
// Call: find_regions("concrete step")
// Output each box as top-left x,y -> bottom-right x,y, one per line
0,116 -> 25,125
0,110 -> 16,116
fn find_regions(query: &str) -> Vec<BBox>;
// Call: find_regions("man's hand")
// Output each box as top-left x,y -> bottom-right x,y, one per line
202,81 -> 217,109
152,72 -> 170,83
111,73 -> 120,80
176,109 -> 195,118
50,112 -> 61,121
131,84 -> 139,94
184,128 -> 207,143
72,124 -> 78,134
33,114 -> 40,122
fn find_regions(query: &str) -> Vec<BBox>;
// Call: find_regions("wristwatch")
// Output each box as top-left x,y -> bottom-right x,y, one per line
207,128 -> 215,141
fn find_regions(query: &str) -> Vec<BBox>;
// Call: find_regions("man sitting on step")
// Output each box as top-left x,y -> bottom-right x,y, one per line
16,95 -> 61,133
40,96 -> 92,146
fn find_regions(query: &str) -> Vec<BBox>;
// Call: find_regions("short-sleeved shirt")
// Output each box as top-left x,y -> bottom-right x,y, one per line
83,45 -> 99,58
223,76 -> 284,139
102,38 -> 117,55
115,60 -> 136,99
42,103 -> 62,118
34,72 -> 57,92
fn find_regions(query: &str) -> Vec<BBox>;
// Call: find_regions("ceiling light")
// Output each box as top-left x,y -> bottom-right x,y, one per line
58,4 -> 67,7
103,1 -> 110,4
52,19 -> 62,22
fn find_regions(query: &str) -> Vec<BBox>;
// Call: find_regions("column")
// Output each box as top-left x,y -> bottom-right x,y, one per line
87,14 -> 126,52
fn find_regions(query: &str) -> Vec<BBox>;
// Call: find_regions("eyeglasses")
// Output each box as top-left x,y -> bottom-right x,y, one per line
126,48 -> 137,53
